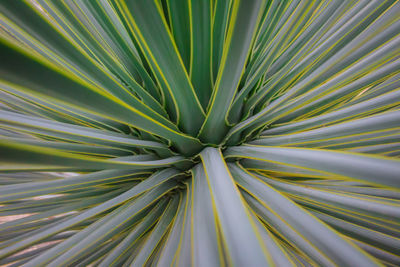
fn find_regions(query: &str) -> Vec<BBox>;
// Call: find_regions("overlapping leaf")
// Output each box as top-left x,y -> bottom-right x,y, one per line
0,0 -> 399,266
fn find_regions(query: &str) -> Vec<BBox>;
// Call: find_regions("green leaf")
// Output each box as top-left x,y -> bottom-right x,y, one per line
255,111 -> 400,147
114,0 -> 205,135
7,174 -> 178,264
198,0 -> 265,143
130,196 -> 179,266
0,169 -> 148,203
98,199 -> 167,266
226,145 -> 400,188
256,174 -> 400,222
311,210 -> 400,255
189,0 -> 213,108
0,1 -> 165,117
199,147 -> 271,266
262,90 -> 400,135
241,158 -> 333,178
249,206 -> 295,266
155,187 -> 188,266
0,139 -> 187,172
173,178 -> 193,266
0,39 -> 202,155
243,191 -> 334,266
0,82 -> 126,133
191,164 -> 222,266
230,164 -> 380,266
0,110 -> 170,152
211,0 -> 231,81
166,0 -> 191,70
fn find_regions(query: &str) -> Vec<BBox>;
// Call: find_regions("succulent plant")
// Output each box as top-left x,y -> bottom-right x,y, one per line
0,0 -> 399,266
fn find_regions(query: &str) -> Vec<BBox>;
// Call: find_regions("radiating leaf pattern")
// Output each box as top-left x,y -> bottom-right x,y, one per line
0,0 -> 399,266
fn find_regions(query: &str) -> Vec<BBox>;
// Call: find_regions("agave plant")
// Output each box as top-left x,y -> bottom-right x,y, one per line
0,0 -> 399,266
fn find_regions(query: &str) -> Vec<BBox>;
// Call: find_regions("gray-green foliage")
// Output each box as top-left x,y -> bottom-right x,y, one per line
0,0 -> 399,266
